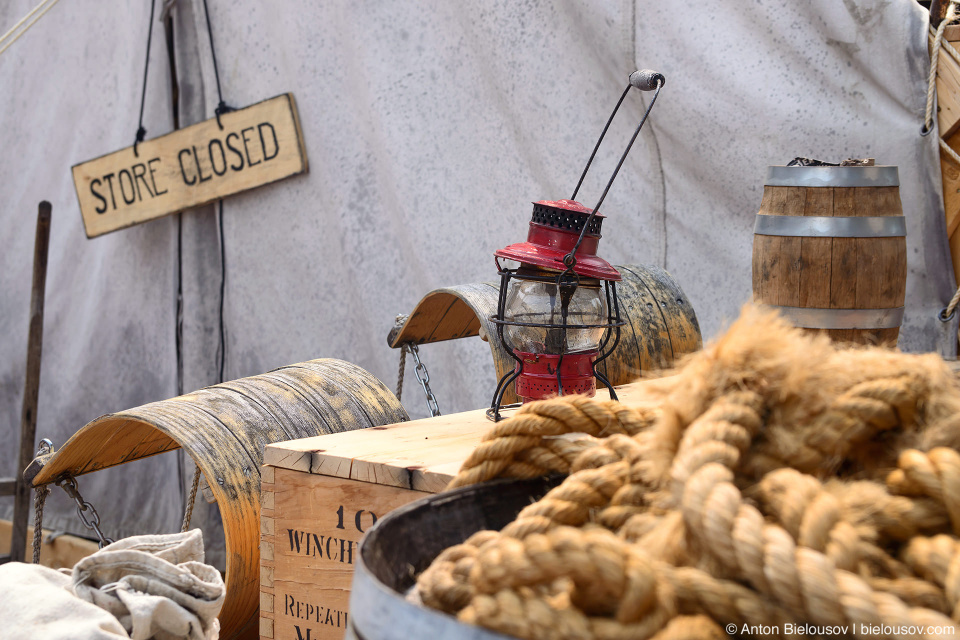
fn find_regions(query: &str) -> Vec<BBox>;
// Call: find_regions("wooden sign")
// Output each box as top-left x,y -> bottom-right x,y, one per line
72,93 -> 307,238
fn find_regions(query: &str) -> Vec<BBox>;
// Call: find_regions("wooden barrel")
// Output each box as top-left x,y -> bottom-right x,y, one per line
27,359 -> 408,639
347,475 -> 563,640
752,165 -> 907,345
388,264 -> 702,404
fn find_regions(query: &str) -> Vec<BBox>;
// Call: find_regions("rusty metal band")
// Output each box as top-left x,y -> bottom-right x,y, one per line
765,165 -> 900,187
766,305 -> 904,329
754,215 -> 906,238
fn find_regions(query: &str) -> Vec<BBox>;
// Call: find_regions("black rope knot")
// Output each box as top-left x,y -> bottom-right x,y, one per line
214,101 -> 235,130
133,125 -> 148,157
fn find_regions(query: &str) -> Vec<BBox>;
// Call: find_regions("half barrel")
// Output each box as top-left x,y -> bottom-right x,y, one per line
752,165 -> 907,345
27,358 -> 408,639
388,264 -> 703,404
347,475 -> 563,640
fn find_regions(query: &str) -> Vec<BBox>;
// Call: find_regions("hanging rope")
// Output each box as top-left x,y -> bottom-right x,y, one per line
0,0 -> 62,58
200,0 -> 233,128
396,345 -> 407,402
181,465 -> 202,532
133,0 -> 158,157
30,484 -> 50,564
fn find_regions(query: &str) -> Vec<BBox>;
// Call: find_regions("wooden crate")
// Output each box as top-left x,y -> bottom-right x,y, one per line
258,382 -> 653,640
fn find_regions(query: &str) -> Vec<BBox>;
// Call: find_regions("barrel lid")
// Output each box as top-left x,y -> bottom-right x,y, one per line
765,165 -> 899,188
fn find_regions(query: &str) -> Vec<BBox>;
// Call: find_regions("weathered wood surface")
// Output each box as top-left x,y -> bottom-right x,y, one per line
260,377 -> 671,640
348,476 -> 564,640
264,377 -> 667,494
28,359 -> 405,640
0,519 -> 97,569
753,184 -> 906,346
9,202 -> 51,564
935,28 -> 960,292
387,264 -> 701,405
932,28 -> 960,140
260,468 -> 427,640
72,94 -> 307,238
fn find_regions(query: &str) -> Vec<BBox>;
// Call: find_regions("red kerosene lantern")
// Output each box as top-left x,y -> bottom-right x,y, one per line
488,69 -> 665,420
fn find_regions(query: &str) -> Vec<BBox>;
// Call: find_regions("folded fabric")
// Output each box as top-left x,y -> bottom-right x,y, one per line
0,561 -> 128,640
0,529 -> 224,640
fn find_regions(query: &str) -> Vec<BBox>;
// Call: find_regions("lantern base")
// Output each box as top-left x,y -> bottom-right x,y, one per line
513,350 -> 598,403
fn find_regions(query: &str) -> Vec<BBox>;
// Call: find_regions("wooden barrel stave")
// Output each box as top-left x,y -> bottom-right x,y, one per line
350,476 -> 564,640
29,358 -> 408,639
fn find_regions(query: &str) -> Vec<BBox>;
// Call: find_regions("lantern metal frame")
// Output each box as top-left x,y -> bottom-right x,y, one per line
485,68 -> 664,421
486,259 -> 625,421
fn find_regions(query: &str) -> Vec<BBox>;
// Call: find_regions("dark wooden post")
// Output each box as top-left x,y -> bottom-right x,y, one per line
9,201 -> 52,563
932,0 -> 951,29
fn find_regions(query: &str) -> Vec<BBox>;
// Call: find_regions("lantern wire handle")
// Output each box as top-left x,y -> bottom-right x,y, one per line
570,84 -> 631,202
564,70 -> 664,271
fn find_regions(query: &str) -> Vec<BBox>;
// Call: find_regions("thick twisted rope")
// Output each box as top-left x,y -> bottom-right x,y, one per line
417,305 -> 960,639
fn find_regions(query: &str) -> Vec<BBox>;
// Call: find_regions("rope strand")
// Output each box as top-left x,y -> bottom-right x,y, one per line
417,304 -> 960,639
133,0 -> 158,157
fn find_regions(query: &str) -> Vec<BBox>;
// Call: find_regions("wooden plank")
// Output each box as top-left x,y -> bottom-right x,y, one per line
0,519 -> 98,569
11,202 -> 51,564
799,188 -> 833,310
267,468 -> 426,640
260,466 -> 276,640
264,378 -> 664,492
72,94 -> 307,238
932,31 -> 960,139
853,187 -> 905,347
828,188 -> 859,343
257,378 -> 674,639
772,187 -> 804,307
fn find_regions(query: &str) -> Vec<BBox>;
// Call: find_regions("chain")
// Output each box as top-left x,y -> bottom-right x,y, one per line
408,343 -> 441,417
55,474 -> 114,548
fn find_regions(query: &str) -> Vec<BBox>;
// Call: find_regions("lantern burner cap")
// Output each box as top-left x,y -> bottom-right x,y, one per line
532,200 -> 604,237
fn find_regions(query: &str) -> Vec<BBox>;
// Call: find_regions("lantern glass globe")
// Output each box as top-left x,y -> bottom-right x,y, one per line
503,276 -> 607,354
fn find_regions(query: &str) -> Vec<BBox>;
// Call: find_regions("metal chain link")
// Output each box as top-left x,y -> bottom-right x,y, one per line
408,343 -> 441,417
55,474 -> 114,548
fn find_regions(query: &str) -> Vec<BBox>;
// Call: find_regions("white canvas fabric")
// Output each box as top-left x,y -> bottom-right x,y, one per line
0,530 -> 223,640
0,0 -> 952,557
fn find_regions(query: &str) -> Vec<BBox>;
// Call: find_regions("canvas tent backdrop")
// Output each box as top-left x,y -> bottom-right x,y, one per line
0,0 -> 953,564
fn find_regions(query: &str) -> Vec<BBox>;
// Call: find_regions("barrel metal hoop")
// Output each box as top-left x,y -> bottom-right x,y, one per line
766,305 -> 904,329
765,165 -> 900,187
754,215 -> 906,238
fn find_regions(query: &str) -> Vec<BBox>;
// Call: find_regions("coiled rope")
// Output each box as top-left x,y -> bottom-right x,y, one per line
417,305 -> 960,640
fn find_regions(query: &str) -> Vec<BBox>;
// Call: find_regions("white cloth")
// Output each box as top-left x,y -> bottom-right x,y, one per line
0,530 -> 224,640
0,0 -> 951,553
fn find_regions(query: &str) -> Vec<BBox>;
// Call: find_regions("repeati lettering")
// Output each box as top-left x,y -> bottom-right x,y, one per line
285,594 -> 349,629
